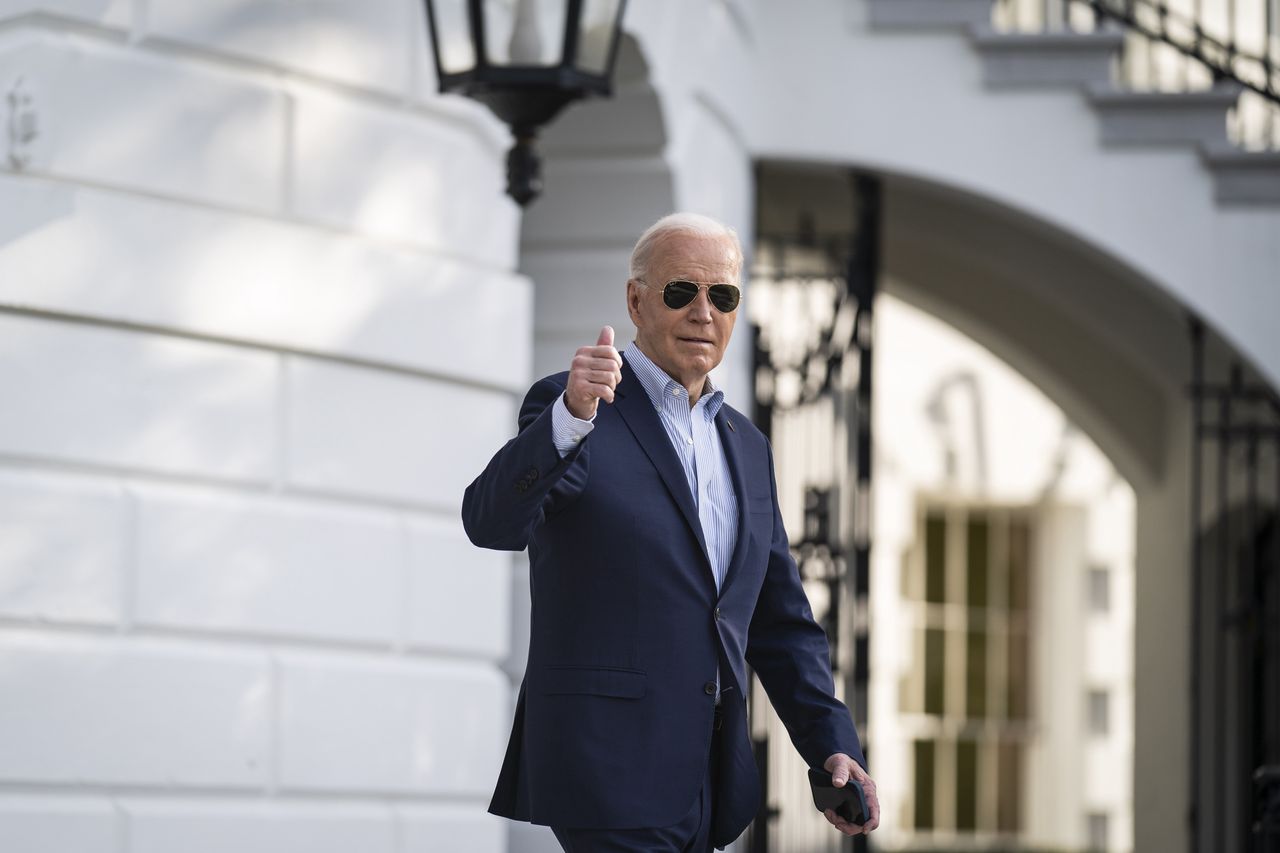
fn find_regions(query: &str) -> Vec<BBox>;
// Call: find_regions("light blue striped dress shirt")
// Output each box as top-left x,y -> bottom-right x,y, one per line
550,344 -> 741,702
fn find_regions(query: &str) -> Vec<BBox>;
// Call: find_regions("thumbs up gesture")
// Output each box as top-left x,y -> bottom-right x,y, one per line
565,326 -> 623,420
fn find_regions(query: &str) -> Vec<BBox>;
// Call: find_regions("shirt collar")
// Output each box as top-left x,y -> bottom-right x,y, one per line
624,343 -> 725,418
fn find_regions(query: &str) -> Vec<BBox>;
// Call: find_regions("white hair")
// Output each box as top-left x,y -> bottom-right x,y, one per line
628,212 -> 744,282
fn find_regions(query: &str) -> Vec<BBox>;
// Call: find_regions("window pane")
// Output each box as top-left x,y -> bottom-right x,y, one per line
998,740 -> 1022,833
431,0 -> 478,73
1008,517 -> 1030,612
901,626 -> 925,713
967,627 -> 988,719
484,0 -> 567,65
967,513 -> 989,608
956,739 -> 978,832
1008,628 -> 1028,719
574,0 -> 622,73
914,739 -> 936,830
925,628 -> 946,715
926,511 -> 946,604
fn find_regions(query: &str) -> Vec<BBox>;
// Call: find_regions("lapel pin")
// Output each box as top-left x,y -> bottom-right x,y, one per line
727,420 -> 736,432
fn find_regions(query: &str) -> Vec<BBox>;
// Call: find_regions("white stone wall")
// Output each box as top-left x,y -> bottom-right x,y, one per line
0,2 -> 523,851
2,1 -> 1276,852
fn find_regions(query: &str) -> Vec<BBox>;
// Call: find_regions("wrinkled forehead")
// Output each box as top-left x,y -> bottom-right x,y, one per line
650,232 -> 742,283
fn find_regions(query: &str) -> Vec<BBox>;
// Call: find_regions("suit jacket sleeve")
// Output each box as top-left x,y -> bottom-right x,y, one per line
461,375 -> 590,551
745,439 -> 868,772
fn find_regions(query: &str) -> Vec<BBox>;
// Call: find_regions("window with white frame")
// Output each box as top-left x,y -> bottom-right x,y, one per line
900,502 -> 1034,840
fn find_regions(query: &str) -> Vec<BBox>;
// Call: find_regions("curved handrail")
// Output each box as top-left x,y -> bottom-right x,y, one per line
1083,0 -> 1280,105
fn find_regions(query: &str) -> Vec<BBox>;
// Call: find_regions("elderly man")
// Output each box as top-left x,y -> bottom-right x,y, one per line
463,213 -> 879,851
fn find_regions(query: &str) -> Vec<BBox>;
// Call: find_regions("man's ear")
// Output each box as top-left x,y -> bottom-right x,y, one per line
625,280 -> 642,326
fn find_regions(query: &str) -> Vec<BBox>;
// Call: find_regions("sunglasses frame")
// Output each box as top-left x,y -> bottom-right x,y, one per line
635,278 -> 742,313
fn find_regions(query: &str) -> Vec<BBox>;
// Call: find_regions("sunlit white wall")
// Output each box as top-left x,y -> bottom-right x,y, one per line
0,2 -> 523,851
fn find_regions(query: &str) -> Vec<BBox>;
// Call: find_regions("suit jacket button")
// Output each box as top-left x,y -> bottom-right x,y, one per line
704,681 -> 716,695
714,606 -> 722,621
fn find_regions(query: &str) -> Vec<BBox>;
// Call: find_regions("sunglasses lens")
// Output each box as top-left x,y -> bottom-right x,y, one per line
662,280 -> 699,309
708,284 -> 740,313
659,280 -> 740,312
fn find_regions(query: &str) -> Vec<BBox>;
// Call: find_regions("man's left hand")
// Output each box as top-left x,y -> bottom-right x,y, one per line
821,752 -> 880,836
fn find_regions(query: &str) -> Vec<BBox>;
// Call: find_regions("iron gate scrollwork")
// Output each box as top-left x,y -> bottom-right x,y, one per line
744,172 -> 880,852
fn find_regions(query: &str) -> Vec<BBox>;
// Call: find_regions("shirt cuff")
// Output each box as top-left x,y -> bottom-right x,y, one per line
551,391 -> 596,458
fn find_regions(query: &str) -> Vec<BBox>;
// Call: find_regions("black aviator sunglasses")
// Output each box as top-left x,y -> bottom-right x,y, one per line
636,279 -> 742,313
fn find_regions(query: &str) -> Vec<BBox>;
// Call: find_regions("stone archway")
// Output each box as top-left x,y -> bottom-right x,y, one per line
754,160 -> 1254,852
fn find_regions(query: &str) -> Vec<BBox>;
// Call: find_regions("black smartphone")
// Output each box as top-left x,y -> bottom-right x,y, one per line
807,767 -> 867,825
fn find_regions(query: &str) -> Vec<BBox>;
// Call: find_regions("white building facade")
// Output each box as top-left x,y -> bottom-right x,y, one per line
0,1 -> 1276,852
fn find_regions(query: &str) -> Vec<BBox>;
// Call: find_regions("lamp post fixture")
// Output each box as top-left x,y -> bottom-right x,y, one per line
423,0 -> 628,206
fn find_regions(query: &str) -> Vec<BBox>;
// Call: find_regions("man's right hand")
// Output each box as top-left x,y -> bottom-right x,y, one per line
565,326 -> 623,420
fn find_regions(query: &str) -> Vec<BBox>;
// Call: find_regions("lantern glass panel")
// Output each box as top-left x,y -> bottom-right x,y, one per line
484,0 -> 567,66
574,0 -> 622,74
431,0 -> 477,74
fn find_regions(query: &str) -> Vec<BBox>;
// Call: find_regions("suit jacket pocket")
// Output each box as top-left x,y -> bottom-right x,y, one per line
540,665 -> 647,699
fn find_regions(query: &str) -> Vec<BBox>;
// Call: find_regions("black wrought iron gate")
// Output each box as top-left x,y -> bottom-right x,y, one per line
744,171 -> 880,852
1189,319 -> 1280,853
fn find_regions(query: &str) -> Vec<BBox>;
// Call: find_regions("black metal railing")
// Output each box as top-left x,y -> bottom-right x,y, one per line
746,171 -> 881,853
1259,766 -> 1280,850
994,0 -> 1280,149
1189,319 -> 1280,853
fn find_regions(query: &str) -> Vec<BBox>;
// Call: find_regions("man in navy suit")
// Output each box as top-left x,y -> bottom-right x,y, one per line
463,213 -> 879,851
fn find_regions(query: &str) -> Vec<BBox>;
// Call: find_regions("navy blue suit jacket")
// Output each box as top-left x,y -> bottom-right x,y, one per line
462,355 -> 865,847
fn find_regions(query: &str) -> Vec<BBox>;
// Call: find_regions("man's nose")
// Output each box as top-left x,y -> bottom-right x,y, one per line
686,289 -> 713,322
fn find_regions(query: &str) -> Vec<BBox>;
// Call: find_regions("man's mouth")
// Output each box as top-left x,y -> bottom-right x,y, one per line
679,337 -> 714,345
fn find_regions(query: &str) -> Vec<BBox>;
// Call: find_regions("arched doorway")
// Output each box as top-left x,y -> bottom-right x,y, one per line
751,161 -> 1280,853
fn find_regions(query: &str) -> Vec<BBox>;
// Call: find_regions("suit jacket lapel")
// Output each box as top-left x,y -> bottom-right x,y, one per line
715,407 -> 752,596
613,357 -> 712,570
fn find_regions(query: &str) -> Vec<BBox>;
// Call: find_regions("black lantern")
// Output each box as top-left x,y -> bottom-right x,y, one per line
424,0 -> 628,206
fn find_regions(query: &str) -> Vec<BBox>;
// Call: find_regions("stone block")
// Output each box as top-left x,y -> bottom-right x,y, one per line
0,314 -> 277,481
407,518 -> 510,660
0,796 -> 117,853
0,175 -> 532,392
970,25 -> 1124,88
1089,83 -> 1239,147
0,471 -> 125,625
124,800 -> 396,853
290,86 -> 519,270
0,0 -> 129,28
400,804 -> 506,853
277,654 -> 507,795
284,357 -> 513,508
868,0 -> 992,28
1202,144 -> 1280,204
0,633 -> 270,787
0,33 -> 286,211
147,0 -> 412,95
135,487 -> 404,645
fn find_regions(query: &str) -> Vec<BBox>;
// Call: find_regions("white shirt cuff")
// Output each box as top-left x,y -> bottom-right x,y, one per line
551,392 -> 595,458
